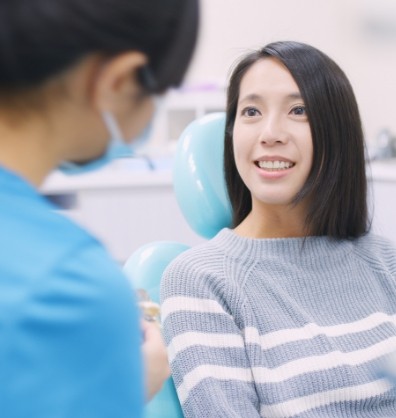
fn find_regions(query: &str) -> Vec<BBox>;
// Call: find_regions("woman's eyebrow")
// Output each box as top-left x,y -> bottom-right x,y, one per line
239,92 -> 303,103
287,92 -> 303,100
238,93 -> 262,103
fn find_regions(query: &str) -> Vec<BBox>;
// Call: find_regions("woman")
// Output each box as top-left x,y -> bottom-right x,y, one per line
161,41 -> 396,417
0,0 -> 198,417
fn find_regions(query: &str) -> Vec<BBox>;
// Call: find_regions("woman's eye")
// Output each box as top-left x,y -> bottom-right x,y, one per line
290,106 -> 306,116
242,107 -> 260,117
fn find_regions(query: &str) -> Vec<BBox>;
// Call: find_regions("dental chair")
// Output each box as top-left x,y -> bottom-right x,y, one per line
123,112 -> 232,418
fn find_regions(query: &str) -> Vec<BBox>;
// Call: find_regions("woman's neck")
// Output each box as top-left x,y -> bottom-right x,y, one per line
234,203 -> 309,239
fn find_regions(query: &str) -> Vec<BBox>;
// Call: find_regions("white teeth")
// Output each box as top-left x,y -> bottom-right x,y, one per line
257,160 -> 294,170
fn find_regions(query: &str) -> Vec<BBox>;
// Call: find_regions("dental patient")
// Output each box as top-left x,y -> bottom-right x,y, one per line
161,41 -> 396,417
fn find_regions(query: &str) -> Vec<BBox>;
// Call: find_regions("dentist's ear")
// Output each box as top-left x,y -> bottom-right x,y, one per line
92,51 -> 148,112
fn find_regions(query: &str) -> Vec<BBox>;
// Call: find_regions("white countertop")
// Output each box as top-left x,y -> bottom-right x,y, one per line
41,158 -> 174,194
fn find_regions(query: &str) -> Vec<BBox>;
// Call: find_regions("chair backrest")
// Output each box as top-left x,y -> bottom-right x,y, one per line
172,112 -> 232,239
123,112 -> 231,418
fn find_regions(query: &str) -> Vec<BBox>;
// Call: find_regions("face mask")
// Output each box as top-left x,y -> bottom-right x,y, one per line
59,109 -> 155,175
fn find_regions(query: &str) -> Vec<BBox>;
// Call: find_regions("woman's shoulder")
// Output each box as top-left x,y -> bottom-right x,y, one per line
355,232 -> 396,252
353,232 -> 396,271
160,229 -> 235,295
165,229 -> 229,272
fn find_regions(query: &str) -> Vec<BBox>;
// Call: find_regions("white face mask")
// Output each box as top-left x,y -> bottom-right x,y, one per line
59,108 -> 156,175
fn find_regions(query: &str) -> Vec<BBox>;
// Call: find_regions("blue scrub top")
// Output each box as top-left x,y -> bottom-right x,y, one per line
0,166 -> 144,417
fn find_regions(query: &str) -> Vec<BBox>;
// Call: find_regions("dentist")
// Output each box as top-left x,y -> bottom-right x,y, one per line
0,0 -> 199,417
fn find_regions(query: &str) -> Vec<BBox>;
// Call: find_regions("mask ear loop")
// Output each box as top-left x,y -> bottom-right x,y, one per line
101,111 -> 133,159
102,111 -> 125,144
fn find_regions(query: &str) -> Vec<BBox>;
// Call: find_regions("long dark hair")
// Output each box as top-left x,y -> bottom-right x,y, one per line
0,0 -> 198,94
224,41 -> 368,239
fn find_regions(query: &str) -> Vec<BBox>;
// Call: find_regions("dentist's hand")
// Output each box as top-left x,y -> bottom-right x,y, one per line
141,320 -> 171,401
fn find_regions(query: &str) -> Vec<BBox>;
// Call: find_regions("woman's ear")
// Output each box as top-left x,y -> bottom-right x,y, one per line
93,51 -> 148,113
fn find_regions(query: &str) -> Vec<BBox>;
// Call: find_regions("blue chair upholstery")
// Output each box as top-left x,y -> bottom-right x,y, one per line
123,112 -> 232,417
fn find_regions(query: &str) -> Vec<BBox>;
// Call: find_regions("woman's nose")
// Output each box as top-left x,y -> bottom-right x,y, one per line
258,115 -> 288,145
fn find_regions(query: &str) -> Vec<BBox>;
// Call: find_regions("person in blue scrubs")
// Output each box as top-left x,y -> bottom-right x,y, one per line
0,0 -> 199,417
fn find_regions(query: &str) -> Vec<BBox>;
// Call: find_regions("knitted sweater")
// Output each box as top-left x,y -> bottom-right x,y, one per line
160,228 -> 396,417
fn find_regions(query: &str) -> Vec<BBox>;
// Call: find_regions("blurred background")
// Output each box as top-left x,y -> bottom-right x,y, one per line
43,0 -> 396,263
146,0 -> 396,153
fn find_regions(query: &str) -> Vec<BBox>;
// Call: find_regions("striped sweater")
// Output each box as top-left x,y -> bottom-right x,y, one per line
160,228 -> 396,417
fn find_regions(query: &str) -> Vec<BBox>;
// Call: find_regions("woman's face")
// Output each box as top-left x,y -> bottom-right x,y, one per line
232,57 -> 313,211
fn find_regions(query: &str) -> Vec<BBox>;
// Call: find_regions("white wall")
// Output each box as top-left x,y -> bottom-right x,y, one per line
183,0 -> 396,145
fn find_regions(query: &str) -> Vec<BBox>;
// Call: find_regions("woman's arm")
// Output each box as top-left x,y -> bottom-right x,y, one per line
160,261 -> 261,417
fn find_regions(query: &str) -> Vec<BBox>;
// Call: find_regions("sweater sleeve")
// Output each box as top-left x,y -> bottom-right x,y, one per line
160,253 -> 260,417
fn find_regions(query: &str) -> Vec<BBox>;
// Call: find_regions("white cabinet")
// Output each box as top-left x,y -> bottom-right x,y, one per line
42,162 -> 205,264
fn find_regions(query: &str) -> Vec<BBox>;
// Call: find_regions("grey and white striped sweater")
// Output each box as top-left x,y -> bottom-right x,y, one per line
161,228 -> 396,417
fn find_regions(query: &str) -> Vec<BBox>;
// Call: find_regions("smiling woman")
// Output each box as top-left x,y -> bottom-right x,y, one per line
231,57 -> 313,237
160,41 -> 396,417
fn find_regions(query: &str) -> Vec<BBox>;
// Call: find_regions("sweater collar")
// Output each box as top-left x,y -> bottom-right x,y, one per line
213,228 -> 355,263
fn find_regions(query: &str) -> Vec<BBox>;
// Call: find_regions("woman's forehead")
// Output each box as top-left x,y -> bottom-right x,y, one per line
238,58 -> 301,103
